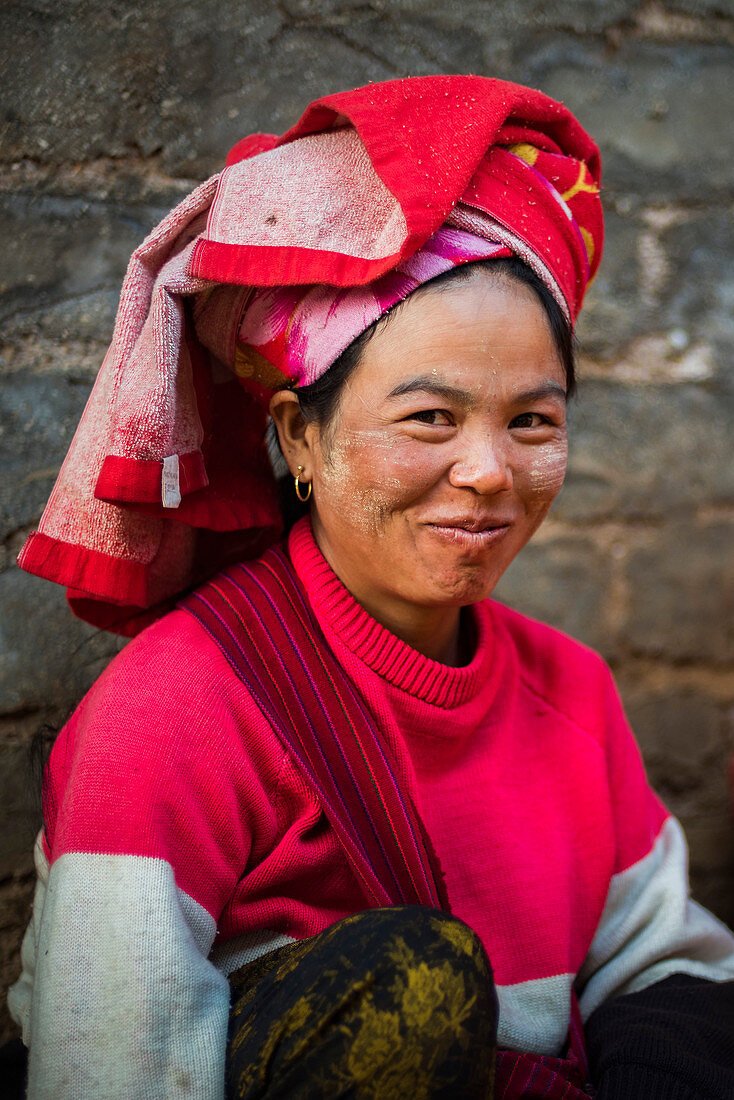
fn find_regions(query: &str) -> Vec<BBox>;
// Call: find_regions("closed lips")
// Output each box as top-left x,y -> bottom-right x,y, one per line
428,519 -> 511,532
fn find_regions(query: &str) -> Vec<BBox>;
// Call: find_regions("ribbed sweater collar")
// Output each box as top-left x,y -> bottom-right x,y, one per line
288,517 -> 496,710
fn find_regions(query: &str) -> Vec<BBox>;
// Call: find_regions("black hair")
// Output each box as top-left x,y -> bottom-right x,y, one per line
275,255 -> 575,527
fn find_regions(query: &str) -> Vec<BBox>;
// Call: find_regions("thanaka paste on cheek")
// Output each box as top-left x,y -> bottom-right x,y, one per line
526,442 -> 568,499
316,421 -> 444,540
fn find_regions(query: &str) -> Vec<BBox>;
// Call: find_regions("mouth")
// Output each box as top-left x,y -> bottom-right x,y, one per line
425,518 -> 512,549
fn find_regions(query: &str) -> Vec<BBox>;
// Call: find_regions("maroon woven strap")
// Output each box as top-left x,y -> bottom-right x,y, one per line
495,992 -> 593,1098
178,546 -> 450,912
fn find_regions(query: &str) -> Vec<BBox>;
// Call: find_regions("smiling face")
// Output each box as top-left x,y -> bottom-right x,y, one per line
272,267 -> 569,660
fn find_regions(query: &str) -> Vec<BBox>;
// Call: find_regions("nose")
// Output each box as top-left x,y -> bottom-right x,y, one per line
448,435 -> 513,495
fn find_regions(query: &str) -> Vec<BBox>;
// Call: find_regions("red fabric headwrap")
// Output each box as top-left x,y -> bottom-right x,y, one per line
196,74 -> 602,321
17,75 -> 603,633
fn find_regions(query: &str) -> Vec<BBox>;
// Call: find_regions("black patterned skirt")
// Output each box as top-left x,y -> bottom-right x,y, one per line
226,907 -> 498,1099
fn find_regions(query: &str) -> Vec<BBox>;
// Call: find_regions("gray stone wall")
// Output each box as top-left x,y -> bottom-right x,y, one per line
2,0 -> 733,1043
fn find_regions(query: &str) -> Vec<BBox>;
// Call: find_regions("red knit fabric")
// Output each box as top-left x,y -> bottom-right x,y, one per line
18,519 -> 734,1097
180,548 -> 451,911
42,519 -> 668,984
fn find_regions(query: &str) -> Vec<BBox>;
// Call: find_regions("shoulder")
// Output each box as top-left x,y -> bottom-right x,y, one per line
45,603 -> 292,870
488,597 -> 612,685
51,603 -> 286,797
77,606 -> 242,728
486,598 -> 620,736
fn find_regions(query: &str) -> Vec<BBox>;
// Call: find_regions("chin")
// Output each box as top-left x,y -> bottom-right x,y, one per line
424,567 -> 502,607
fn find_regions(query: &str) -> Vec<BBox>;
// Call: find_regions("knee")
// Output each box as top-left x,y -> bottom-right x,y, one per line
226,908 -> 497,1097
342,905 -> 491,968
330,906 -> 498,1033
410,907 -> 493,980
341,908 -> 497,1094
393,908 -> 496,1021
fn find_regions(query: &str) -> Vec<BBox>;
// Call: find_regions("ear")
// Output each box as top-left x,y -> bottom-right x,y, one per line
269,390 -> 317,480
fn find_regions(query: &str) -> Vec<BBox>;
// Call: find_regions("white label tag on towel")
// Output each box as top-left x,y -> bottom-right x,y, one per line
161,454 -> 182,509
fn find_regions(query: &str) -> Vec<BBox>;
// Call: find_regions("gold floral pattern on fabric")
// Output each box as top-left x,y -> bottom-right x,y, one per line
226,907 -> 497,1099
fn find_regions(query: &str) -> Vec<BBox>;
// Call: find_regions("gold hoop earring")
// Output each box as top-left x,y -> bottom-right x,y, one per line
294,465 -> 312,503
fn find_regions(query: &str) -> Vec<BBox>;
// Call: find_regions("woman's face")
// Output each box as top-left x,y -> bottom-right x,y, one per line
294,270 -> 568,634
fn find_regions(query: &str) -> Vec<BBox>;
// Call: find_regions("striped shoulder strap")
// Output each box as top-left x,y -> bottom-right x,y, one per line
178,545 -> 450,912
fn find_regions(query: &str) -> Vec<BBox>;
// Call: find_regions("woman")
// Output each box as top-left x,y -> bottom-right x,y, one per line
8,75 -> 734,1099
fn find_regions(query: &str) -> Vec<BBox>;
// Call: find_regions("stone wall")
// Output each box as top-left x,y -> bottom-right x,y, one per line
1,0 -> 733,1043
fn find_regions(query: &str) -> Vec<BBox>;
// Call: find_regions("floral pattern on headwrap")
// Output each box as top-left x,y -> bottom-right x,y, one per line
234,226 -> 510,389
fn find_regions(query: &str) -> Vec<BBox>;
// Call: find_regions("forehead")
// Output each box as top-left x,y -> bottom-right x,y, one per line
351,271 -> 563,392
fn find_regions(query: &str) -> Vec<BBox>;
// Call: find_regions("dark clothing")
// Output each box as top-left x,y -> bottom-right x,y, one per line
586,973 -> 734,1099
227,908 -> 497,1099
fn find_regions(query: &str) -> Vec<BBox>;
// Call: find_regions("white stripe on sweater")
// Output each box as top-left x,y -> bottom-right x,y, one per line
19,850 -> 229,1100
496,972 -> 574,1055
12,816 -> 734,1087
210,929 -> 297,976
577,815 -> 734,1019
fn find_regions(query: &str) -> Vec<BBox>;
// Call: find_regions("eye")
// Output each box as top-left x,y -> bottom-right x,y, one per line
408,409 -> 454,426
509,412 -> 550,429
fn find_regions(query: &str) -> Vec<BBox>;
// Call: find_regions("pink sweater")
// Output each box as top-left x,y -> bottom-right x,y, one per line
10,519 -> 734,1100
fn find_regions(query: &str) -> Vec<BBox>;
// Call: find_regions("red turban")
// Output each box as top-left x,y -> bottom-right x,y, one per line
17,75 -> 603,633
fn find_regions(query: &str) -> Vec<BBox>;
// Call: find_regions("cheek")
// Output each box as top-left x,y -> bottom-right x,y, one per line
520,441 -> 568,512
317,430 -> 443,533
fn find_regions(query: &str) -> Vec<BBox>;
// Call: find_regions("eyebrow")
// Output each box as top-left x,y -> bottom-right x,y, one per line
386,377 -> 474,406
386,377 -> 567,405
511,382 -> 567,404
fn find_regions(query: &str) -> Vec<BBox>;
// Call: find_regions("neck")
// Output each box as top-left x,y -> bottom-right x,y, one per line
310,521 -> 465,666
357,594 -> 465,666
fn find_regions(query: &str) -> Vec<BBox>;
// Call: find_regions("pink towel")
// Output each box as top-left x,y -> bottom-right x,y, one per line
18,74 -> 603,633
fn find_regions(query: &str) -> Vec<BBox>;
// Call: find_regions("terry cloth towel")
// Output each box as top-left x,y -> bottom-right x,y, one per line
17,74 -> 603,634
196,221 -> 514,392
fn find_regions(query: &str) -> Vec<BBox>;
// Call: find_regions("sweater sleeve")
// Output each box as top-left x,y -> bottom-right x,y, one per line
25,842 -> 230,1100
576,665 -> 734,1096
576,666 -> 734,1015
585,973 -> 734,1100
14,610 -> 288,1100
